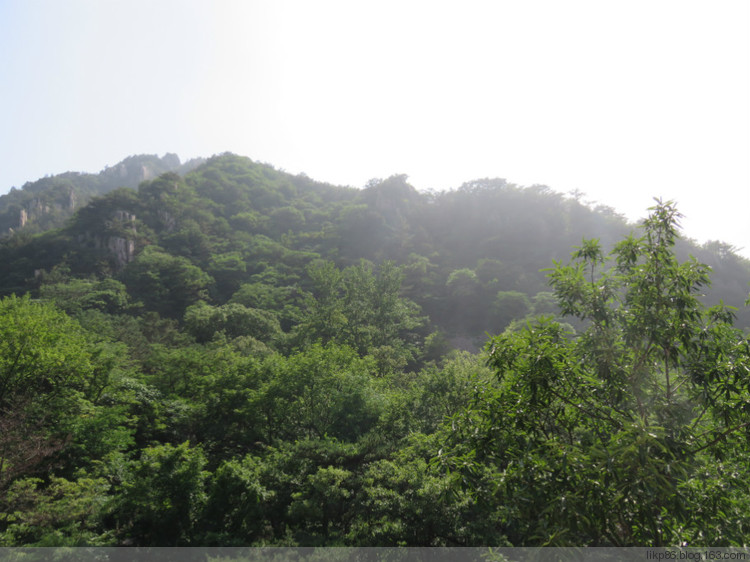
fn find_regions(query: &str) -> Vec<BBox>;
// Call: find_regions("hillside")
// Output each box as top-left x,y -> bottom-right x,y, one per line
0,153 -> 204,236
1,153 -> 750,547
2,153 -> 749,339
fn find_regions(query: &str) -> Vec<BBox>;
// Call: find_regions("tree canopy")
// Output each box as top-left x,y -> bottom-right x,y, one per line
440,201 -> 750,545
1,154 -> 749,547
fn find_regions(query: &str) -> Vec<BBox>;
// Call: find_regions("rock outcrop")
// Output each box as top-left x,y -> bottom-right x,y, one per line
77,209 -> 138,270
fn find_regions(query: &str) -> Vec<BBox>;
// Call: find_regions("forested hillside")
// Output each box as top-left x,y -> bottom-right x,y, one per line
1,153 -> 750,546
0,154 -> 203,236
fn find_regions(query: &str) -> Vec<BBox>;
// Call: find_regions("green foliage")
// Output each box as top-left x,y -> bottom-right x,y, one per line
0,294 -> 134,549
0,475 -> 111,546
0,295 -> 96,409
288,465 -> 354,544
0,154 -> 188,236
296,260 -> 423,373
110,442 -> 208,546
531,291 -> 559,316
198,438 -> 366,545
207,251 -> 247,298
491,291 -> 531,331
229,282 -> 304,332
0,295 -> 107,487
39,277 -> 130,315
297,260 -> 347,345
440,201 -> 750,545
409,352 -> 496,434
348,449 -> 503,546
445,268 -> 478,297
261,344 -> 382,442
268,206 -> 306,236
3,154 -> 750,547
201,455 -> 270,545
183,301 -> 282,345
122,245 -> 213,317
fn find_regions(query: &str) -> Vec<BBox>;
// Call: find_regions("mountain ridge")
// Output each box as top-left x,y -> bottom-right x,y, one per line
1,152 -> 748,336
1,153 -> 750,546
0,153 -> 206,236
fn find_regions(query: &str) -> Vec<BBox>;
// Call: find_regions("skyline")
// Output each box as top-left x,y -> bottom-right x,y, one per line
1,1 -> 748,255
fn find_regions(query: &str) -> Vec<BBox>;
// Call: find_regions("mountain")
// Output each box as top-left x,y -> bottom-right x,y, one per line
0,153 -> 205,236
1,152 -> 749,339
2,152 -> 750,547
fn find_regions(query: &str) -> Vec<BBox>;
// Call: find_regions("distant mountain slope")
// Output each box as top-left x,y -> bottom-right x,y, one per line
1,152 -> 748,339
0,153 -> 204,236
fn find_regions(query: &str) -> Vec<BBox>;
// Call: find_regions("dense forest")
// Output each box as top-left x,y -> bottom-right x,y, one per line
1,153 -> 750,546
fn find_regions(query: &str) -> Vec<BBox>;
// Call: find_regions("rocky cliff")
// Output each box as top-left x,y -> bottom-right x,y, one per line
0,153 -> 203,236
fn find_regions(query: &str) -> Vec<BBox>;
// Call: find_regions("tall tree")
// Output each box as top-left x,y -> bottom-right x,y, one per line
0,295 -> 112,488
441,201 -> 750,545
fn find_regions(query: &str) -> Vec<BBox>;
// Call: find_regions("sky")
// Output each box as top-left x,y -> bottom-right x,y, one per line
1,1 -> 749,255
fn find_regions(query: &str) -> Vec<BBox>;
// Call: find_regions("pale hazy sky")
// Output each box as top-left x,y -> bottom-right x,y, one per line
1,1 -> 749,255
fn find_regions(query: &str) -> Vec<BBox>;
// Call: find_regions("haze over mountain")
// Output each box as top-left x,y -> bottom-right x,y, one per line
2,0 -> 749,546
2,152 -> 749,334
3,1 -> 749,257
1,151 -> 750,546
